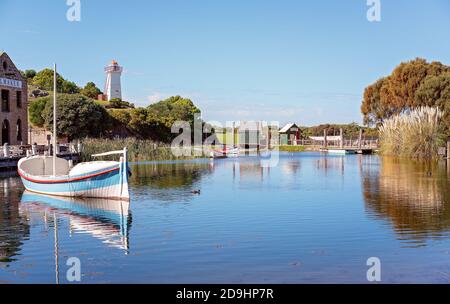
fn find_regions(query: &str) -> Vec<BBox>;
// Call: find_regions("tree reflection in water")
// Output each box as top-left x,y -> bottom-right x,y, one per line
362,157 -> 450,246
130,161 -> 214,202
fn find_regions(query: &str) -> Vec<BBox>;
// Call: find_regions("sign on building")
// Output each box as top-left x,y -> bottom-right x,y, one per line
0,77 -> 23,89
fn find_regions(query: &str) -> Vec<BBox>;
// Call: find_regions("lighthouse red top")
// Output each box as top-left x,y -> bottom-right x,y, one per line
105,60 -> 123,73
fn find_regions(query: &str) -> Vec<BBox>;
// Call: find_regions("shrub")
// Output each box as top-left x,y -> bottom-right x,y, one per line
108,98 -> 134,109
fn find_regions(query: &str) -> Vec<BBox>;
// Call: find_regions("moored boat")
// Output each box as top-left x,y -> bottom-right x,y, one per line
209,146 -> 240,158
326,149 -> 357,155
18,64 -> 130,201
18,149 -> 130,200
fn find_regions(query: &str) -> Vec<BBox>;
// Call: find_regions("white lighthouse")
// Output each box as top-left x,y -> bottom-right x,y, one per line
104,60 -> 123,101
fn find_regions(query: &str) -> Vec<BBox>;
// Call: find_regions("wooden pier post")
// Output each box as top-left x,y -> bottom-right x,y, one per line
232,122 -> 236,148
3,143 -> 9,158
358,129 -> 363,149
447,139 -> 450,159
447,137 -> 450,174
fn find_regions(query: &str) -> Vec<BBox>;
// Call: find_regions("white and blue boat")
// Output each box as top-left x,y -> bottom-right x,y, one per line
18,149 -> 130,200
18,65 -> 130,201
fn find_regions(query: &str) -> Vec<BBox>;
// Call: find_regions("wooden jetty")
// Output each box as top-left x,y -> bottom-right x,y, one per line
0,143 -> 80,171
303,128 -> 378,154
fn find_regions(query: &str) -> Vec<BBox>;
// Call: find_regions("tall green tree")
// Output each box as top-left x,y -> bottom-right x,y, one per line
415,72 -> 450,133
385,58 -> 448,108
361,77 -> 392,125
21,69 -> 36,80
28,98 -> 48,127
32,69 -> 64,91
146,95 -> 201,140
361,58 -> 450,126
81,82 -> 102,99
42,94 -> 110,141
32,68 -> 80,94
61,80 -> 80,94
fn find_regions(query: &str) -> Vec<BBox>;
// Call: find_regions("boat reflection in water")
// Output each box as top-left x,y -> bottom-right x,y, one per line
20,191 -> 131,252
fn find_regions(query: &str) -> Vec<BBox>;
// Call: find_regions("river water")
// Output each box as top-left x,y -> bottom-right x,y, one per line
0,153 -> 449,283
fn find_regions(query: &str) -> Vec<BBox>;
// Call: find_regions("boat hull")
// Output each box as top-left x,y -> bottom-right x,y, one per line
210,147 -> 240,159
18,160 -> 130,201
326,149 -> 357,155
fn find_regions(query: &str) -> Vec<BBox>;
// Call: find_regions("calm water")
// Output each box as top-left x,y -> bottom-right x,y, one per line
0,153 -> 449,283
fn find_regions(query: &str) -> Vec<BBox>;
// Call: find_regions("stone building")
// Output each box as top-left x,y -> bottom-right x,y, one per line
0,52 -> 28,145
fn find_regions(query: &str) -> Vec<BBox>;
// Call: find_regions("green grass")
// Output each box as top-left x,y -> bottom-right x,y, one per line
215,131 -> 238,145
278,145 -> 306,152
94,100 -> 111,107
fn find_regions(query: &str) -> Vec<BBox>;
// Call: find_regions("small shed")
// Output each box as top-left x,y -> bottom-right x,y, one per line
279,123 -> 301,145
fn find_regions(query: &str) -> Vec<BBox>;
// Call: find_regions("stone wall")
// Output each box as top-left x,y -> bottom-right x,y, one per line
28,127 -> 68,146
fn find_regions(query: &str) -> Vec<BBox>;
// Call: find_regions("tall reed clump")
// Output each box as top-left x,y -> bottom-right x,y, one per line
378,107 -> 446,159
80,138 -> 201,162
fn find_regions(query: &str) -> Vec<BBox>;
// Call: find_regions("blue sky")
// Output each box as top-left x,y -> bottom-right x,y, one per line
1,0 -> 449,126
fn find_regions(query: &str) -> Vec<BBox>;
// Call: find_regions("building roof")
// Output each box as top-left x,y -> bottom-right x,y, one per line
279,123 -> 299,133
0,52 -> 26,82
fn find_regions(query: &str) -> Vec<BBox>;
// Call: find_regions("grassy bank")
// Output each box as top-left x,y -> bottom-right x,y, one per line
80,138 -> 203,162
278,145 -> 307,152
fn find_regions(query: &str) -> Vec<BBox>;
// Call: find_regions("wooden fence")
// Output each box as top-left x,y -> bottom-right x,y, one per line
285,138 -> 379,149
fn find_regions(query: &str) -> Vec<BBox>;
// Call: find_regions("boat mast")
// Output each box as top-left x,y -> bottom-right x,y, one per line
53,64 -> 57,176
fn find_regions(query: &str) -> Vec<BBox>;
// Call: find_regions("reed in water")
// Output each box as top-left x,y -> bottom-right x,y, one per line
80,138 -> 200,162
379,107 -> 446,159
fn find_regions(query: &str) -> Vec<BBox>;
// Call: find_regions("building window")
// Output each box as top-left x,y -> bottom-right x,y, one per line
17,119 -> 22,142
1,90 -> 9,112
2,119 -> 10,145
16,91 -> 22,108
2,61 -> 7,71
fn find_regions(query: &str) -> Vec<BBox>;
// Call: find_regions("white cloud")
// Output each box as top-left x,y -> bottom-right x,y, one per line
147,92 -> 171,104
